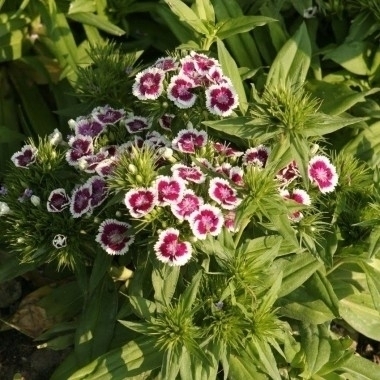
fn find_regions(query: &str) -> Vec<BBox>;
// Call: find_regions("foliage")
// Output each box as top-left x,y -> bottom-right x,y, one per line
1,0 -> 380,379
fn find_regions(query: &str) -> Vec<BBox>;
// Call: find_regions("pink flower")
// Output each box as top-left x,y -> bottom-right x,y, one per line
171,163 -> 206,184
86,176 -> 108,208
190,51 -> 219,75
308,156 -> 338,193
214,142 -> 243,158
124,187 -> 158,218
132,67 -> 165,100
47,188 -> 70,212
229,166 -> 244,187
79,151 -> 109,173
205,83 -> 238,116
92,105 -> 126,125
276,161 -> 300,186
74,118 -> 104,137
154,57 -> 178,71
224,211 -> 238,232
11,145 -> 37,168
66,135 -> 94,166
167,74 -> 197,108
96,219 -> 134,255
242,145 -> 270,167
280,188 -> 311,222
172,129 -> 207,154
95,158 -> 117,177
123,115 -> 151,134
70,184 -> 92,218
171,189 -> 204,221
188,204 -> 224,240
208,177 -> 241,210
154,228 -> 192,266
154,175 -> 186,206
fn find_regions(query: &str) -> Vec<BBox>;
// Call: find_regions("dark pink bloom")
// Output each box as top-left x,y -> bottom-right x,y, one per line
167,74 -> 197,108
47,188 -> 70,212
124,187 -> 158,218
171,164 -> 206,184
70,184 -> 92,218
242,145 -> 270,167
11,145 -> 37,168
205,83 -> 238,116
132,67 -> 165,100
224,211 -> 238,232
123,115 -> 151,134
86,176 -> 108,208
188,204 -> 224,240
95,158 -> 117,177
154,175 -> 186,206
66,135 -> 94,166
229,166 -> 244,187
154,57 -> 178,71
171,189 -> 204,221
191,52 -> 219,75
154,228 -> 192,266
214,142 -> 243,158
280,188 -> 311,222
308,156 -> 339,193
92,105 -> 125,124
208,177 -> 241,210
74,118 -> 104,137
96,219 -> 134,255
79,151 -> 109,173
172,129 -> 207,154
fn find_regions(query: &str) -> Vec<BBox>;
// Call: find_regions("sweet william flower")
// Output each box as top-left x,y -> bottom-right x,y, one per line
308,155 -> 338,193
167,74 -> 197,109
208,177 -> 242,210
132,67 -> 165,100
124,187 -> 158,218
171,163 -> 206,184
11,144 -> 37,168
171,189 -> 204,221
70,185 -> 92,218
92,105 -> 125,124
154,175 -> 186,206
66,135 -> 94,166
74,118 -> 104,137
280,188 -> 311,222
242,145 -> 270,167
188,204 -> 224,240
172,129 -> 207,154
154,228 -> 192,266
205,83 -> 238,117
47,188 -> 71,212
123,115 -> 151,134
96,219 -> 134,255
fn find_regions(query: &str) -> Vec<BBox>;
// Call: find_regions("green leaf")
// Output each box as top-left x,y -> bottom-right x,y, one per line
0,29 -> 23,62
66,336 -> 162,380
276,252 -> 322,297
67,13 -> 126,36
216,38 -> 248,114
339,293 -> 380,341
180,270 -> 203,310
360,261 -> 380,312
193,0 -> 214,23
340,354 -> 380,380
0,251 -> 37,282
128,295 -> 156,320
67,0 -> 96,13
164,0 -> 209,35
306,80 -> 380,115
215,16 -> 275,41
267,22 -> 311,87
152,263 -> 179,307
229,352 -> 268,380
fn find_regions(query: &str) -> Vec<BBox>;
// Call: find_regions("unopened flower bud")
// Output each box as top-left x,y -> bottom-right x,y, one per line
311,144 -> 319,155
115,211 -> 122,217
128,164 -> 137,174
68,119 -> 77,130
30,195 -> 40,206
77,157 -> 88,170
135,175 -> 143,183
186,121 -> 194,129
48,129 -> 63,146
0,201 -> 10,216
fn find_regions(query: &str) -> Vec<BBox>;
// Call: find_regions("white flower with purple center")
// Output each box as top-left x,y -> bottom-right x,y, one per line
229,166 -> 244,187
280,188 -> 311,222
224,211 -> 238,232
208,177 -> 241,210
167,74 -> 197,109
242,145 -> 270,167
74,118 -> 104,137
11,144 -> 37,168
145,130 -> 170,149
92,105 -> 126,124
123,115 -> 151,134
276,160 -> 300,186
66,135 -> 94,166
205,83 -> 238,117
188,204 -> 224,240
171,189 -> 204,221
214,142 -> 243,158
153,228 -> 192,266
190,51 -> 219,75
172,129 -> 207,154
171,163 -> 206,184
47,188 -> 70,212
132,67 -> 165,100
154,56 -> 178,71
158,114 -> 175,131
70,184 -> 92,218
96,219 -> 134,255
308,155 -> 339,193
80,151 -> 109,173
95,158 -> 117,177
154,175 -> 186,206
86,176 -> 108,208
124,187 -> 158,218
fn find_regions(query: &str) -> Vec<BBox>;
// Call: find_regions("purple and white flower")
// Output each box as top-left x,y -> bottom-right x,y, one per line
154,175 -> 186,206
92,105 -> 126,124
208,177 -> 241,210
96,219 -> 134,255
86,176 -> 108,208
153,228 -> 192,266
172,129 -> 207,154
308,155 -> 338,193
47,188 -> 70,212
205,83 -> 238,116
70,184 -> 92,218
242,145 -> 270,167
123,115 -> 151,134
74,118 -> 104,137
167,74 -> 197,108
171,189 -> 204,221
171,163 -> 206,184
280,188 -> 311,222
11,145 -> 37,168
154,56 -> 178,72
66,135 -> 94,166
